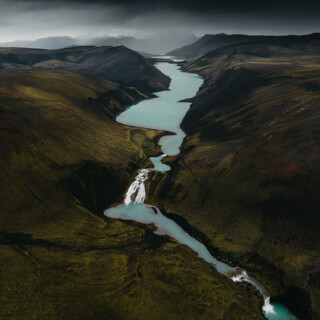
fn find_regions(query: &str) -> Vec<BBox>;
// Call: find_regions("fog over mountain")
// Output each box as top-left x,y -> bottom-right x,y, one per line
0,33 -> 198,54
0,0 -> 319,45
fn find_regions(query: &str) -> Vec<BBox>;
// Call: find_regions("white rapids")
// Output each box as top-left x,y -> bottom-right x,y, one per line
263,297 -> 276,315
124,169 -> 151,205
232,271 -> 276,315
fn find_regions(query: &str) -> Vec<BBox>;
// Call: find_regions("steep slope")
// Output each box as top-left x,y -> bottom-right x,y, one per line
167,32 -> 320,59
0,70 -> 155,232
71,46 -> 169,92
0,45 -> 170,92
152,41 -> 320,319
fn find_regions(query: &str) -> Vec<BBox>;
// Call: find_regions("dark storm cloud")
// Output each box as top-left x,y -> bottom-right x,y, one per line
0,0 -> 319,42
14,0 -> 320,13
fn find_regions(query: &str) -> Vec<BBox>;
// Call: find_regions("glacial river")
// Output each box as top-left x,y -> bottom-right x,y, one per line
104,61 -> 297,320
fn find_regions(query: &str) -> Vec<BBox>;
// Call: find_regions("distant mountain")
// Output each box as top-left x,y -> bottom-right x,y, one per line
87,36 -> 137,48
167,32 -> 320,58
0,45 -> 170,93
81,32 -> 198,55
0,32 -> 198,54
0,36 -> 76,50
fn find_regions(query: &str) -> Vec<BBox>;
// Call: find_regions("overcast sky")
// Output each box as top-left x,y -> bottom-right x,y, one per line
0,0 -> 320,42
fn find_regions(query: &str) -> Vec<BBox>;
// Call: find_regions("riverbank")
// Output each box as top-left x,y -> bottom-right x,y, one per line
150,41 -> 320,319
0,66 -> 170,318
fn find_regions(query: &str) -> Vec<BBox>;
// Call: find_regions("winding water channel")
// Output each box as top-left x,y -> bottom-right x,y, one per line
104,61 -> 298,320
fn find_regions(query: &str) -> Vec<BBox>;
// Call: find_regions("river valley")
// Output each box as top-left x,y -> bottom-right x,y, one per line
104,61 -> 298,320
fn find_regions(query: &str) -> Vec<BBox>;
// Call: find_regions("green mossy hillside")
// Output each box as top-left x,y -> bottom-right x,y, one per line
152,40 -> 320,319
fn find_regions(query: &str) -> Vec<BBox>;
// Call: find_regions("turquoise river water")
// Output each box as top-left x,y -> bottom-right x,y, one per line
104,61 -> 298,320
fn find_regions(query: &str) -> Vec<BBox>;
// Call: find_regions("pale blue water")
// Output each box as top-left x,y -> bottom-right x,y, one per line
105,61 -> 298,320
149,154 -> 170,172
152,55 -> 185,62
117,62 -> 203,164
263,304 -> 298,320
105,203 -> 234,274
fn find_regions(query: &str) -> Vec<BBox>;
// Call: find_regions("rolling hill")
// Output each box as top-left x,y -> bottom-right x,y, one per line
167,32 -> 320,59
0,45 -> 170,93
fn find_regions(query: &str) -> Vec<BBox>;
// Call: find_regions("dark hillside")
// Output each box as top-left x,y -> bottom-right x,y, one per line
168,32 -> 320,59
0,45 -> 170,92
153,39 -> 320,319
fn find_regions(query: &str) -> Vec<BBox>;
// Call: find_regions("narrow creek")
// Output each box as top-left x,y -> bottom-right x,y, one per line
104,60 -> 298,320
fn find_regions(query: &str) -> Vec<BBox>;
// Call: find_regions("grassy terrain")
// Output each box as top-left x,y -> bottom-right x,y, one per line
0,67 -> 265,319
152,41 -> 320,319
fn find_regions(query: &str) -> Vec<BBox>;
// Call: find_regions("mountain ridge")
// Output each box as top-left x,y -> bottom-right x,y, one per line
0,45 -> 170,93
0,32 -> 198,55
167,32 -> 320,58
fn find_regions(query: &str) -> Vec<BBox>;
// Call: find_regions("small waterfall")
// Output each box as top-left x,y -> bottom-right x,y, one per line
124,153 -> 169,205
231,271 -> 276,315
124,169 -> 151,205
263,297 -> 276,315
